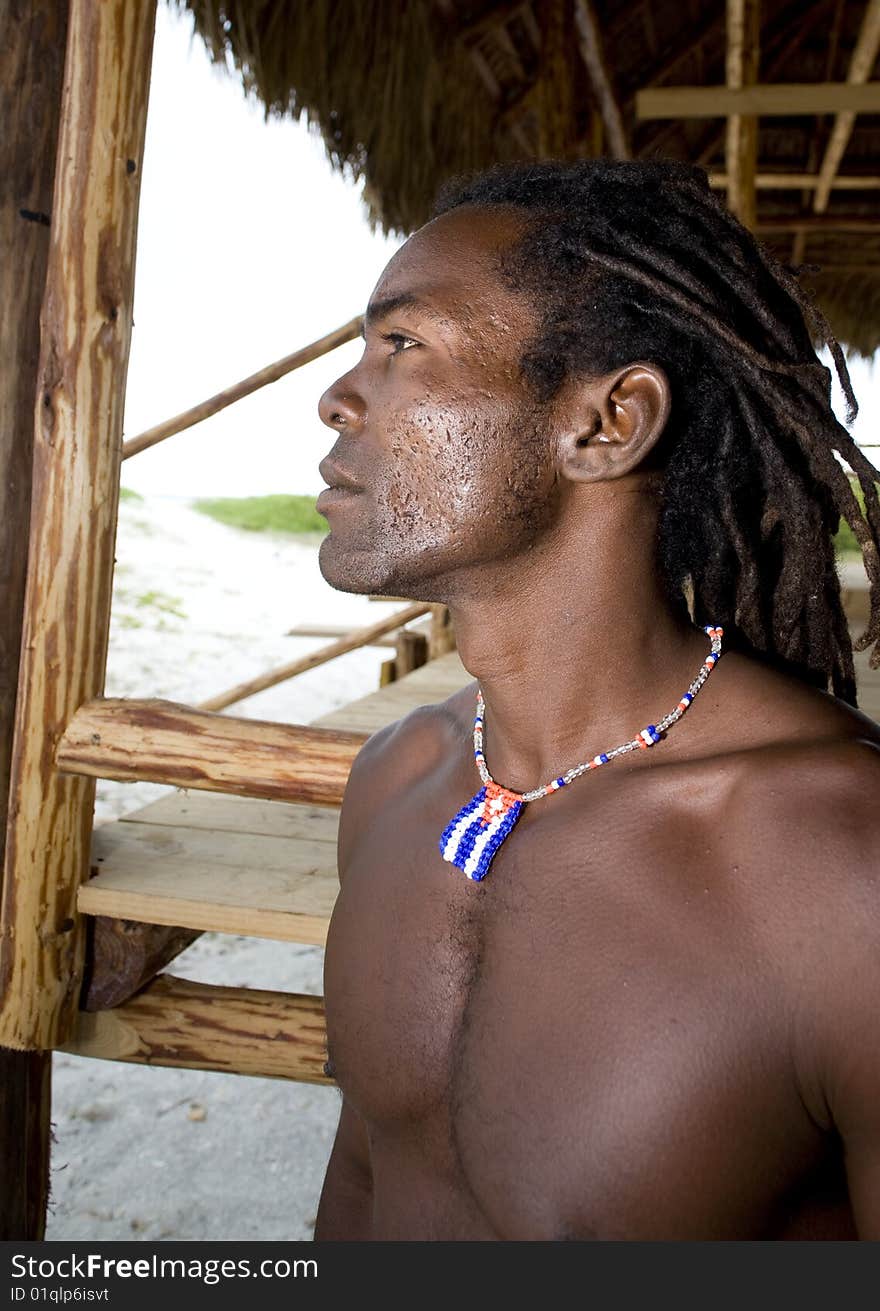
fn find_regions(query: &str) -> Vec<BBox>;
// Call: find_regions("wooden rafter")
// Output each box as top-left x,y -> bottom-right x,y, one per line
725,0 -> 760,228
637,81 -> 880,118
813,0 -> 880,213
709,172 -> 880,189
573,0 -> 631,159
654,0 -> 833,168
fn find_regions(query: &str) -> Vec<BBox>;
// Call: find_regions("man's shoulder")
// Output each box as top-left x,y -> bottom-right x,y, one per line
336,684 -> 474,878
346,683 -> 474,794
725,730 -> 880,870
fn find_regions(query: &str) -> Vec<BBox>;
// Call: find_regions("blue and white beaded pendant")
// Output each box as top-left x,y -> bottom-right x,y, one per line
438,624 -> 724,881
439,781 -> 525,882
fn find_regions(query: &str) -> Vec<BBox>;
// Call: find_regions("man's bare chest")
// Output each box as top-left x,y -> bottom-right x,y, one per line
323,768 -> 828,1237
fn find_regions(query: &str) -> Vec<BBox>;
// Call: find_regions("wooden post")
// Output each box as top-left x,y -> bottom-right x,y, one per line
0,0 -> 157,1053
428,604 -> 457,658
813,0 -> 880,214
725,0 -> 760,229
0,0 -> 69,1243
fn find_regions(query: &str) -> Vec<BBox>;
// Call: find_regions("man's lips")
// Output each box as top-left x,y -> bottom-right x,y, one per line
318,457 -> 363,492
316,484 -> 362,514
316,457 -> 366,515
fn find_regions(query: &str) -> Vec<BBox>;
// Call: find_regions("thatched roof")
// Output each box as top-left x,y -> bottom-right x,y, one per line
181,0 -> 880,355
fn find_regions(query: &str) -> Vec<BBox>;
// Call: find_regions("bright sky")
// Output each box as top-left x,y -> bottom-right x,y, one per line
122,4 -> 878,500
123,4 -> 402,498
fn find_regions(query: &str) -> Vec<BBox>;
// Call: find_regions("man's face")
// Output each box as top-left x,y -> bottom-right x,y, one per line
316,205 -> 560,600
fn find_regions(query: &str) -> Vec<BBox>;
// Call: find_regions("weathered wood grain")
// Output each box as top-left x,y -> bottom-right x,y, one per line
0,0 -> 157,1051
58,699 -> 367,804
0,0 -> 68,1241
59,973 -> 330,1084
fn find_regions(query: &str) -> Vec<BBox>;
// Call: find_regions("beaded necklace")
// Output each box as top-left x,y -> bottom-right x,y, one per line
439,624 -> 723,882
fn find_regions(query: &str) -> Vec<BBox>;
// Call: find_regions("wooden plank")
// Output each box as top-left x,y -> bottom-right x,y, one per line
57,699 -> 367,805
725,0 -> 760,228
0,0 -> 157,1054
636,82 -> 880,119
58,974 -> 330,1085
79,822 -> 338,944
121,792 -> 340,843
813,0 -> 880,213
122,317 -> 363,460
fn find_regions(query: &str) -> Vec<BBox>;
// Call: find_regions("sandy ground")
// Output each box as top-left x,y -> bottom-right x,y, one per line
44,495 -> 406,1242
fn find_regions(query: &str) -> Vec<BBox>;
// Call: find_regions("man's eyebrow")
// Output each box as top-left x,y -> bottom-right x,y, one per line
363,292 -> 448,334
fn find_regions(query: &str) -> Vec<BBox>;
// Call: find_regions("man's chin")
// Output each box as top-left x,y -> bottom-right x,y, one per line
317,535 -> 443,602
317,535 -> 393,597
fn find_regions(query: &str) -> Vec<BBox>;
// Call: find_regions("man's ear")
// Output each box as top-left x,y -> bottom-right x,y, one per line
556,363 -> 671,483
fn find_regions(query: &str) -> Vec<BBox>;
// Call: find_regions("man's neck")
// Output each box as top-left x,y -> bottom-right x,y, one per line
445,491 -> 711,793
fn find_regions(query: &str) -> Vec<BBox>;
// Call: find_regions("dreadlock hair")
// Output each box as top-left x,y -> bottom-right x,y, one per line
433,159 -> 880,708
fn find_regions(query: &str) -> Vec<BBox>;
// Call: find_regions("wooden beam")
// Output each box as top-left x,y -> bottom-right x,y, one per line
754,215 -> 880,232
57,699 -> 366,805
573,0 -> 631,159
725,0 -> 760,228
813,0 -> 880,213
636,81 -> 880,118
678,0 -> 836,170
80,917 -> 201,1012
0,0 -> 69,1241
198,601 -> 430,712
0,0 -> 157,1055
709,172 -> 880,189
58,974 -> 331,1085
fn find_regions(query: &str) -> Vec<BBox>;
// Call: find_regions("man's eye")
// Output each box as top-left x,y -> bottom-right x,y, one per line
382,332 -> 418,355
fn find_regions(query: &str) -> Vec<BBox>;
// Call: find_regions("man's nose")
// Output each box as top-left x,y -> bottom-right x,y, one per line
318,376 -> 365,432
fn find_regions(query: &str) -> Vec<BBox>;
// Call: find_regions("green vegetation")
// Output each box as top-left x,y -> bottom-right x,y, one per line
119,486 -> 143,502
834,477 -> 880,558
193,494 -> 327,537
136,590 -> 187,619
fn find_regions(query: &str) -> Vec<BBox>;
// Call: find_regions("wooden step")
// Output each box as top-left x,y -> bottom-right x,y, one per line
81,807 -> 339,944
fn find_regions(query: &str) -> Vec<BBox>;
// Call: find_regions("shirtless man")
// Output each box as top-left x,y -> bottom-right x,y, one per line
312,160 -> 880,1240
